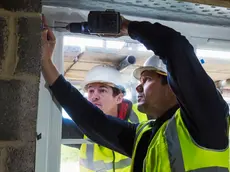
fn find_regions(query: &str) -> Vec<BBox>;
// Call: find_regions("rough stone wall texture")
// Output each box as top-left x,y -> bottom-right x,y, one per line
0,1 -> 41,172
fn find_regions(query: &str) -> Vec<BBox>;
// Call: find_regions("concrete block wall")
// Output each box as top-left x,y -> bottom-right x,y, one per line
0,1 -> 41,172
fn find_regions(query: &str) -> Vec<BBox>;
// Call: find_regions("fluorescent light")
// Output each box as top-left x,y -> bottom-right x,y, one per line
64,36 -> 104,48
128,47 -> 132,50
106,40 -> 125,49
196,49 -> 230,60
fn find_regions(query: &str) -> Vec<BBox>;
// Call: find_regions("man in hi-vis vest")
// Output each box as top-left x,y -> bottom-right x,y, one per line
63,65 -> 147,172
131,55 -> 229,171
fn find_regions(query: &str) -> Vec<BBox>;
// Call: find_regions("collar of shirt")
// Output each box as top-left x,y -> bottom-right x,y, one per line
151,104 -> 179,138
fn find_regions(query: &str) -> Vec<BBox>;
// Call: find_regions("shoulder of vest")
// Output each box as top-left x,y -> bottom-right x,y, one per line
132,104 -> 148,116
128,104 -> 148,123
136,120 -> 154,133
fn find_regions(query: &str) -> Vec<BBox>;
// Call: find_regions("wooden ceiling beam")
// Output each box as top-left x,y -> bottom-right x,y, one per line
180,0 -> 230,8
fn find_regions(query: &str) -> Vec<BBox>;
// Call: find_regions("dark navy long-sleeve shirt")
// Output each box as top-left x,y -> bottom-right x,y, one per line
50,21 -> 229,171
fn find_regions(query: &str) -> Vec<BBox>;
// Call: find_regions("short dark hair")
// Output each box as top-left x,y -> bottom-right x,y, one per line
111,87 -> 122,97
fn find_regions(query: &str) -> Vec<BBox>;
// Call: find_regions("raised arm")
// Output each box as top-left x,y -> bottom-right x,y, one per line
41,16 -> 136,157
126,21 -> 229,149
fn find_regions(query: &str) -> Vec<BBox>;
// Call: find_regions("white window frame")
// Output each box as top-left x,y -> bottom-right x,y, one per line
35,31 -> 91,172
35,31 -> 64,172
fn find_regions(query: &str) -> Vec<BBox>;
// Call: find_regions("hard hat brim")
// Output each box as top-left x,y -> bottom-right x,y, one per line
81,80 -> 115,91
82,80 -> 126,95
133,66 -> 167,80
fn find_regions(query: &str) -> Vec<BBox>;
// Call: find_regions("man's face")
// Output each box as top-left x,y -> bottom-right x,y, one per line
86,83 -> 123,115
136,70 -> 168,116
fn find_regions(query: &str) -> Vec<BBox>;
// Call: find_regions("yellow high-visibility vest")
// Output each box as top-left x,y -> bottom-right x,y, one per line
79,104 -> 147,172
131,109 -> 229,172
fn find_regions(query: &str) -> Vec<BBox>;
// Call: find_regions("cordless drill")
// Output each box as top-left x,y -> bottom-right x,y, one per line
64,9 -> 121,34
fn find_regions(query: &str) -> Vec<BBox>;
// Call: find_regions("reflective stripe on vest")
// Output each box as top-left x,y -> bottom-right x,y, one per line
80,144 -> 131,171
165,116 -> 228,172
128,109 -> 139,123
165,115 -> 186,171
132,109 -> 229,172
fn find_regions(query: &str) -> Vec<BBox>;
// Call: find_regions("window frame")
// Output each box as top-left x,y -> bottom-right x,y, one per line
35,32 -> 64,172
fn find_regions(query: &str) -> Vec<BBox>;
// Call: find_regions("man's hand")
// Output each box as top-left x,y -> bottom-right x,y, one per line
42,15 -> 56,62
41,15 -> 60,86
120,16 -> 130,36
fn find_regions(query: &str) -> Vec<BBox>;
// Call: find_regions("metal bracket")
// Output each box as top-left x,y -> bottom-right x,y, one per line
36,133 -> 42,140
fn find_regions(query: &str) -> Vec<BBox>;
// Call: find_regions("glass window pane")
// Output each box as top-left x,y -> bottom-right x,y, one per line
62,110 -> 84,139
60,144 -> 81,172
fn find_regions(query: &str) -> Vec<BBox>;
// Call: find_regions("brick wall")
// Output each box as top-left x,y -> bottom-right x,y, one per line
0,1 -> 41,172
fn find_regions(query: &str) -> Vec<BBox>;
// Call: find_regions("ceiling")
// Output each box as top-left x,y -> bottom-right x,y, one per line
63,45 -> 152,82
43,0 -> 230,26
63,40 -> 230,84
42,1 -> 230,87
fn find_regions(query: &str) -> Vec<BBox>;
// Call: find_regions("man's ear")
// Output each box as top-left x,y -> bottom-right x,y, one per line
116,93 -> 124,104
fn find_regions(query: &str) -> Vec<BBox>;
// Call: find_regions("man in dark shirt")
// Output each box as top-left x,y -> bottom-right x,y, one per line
41,15 -> 229,171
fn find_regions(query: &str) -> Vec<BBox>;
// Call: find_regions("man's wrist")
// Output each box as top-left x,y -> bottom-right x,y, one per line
41,58 -> 52,66
121,18 -> 131,36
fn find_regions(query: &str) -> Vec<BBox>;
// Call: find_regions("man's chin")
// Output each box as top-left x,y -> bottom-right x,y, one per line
96,105 -> 103,110
94,104 -> 103,110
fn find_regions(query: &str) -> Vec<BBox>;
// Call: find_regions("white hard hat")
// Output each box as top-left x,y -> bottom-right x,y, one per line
133,55 -> 167,80
82,65 -> 125,93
